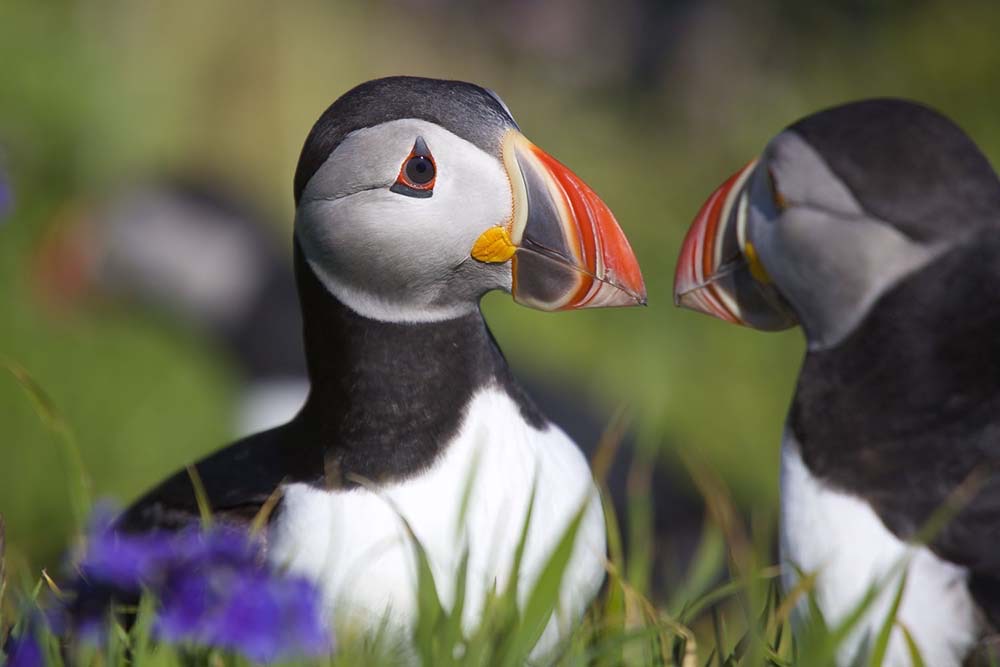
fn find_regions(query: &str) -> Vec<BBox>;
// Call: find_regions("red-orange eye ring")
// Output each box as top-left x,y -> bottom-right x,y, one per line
391,137 -> 436,198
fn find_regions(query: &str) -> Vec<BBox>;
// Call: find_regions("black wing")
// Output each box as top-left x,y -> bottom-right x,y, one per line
117,422 -> 323,533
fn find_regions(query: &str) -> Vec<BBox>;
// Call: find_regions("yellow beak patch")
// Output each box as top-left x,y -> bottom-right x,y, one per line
471,226 -> 517,264
743,240 -> 772,284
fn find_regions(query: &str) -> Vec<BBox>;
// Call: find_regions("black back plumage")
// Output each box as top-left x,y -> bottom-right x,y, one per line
787,98 -> 1000,627
293,76 -> 517,204
117,422 -> 320,531
790,234 -> 1000,625
789,99 -> 1000,241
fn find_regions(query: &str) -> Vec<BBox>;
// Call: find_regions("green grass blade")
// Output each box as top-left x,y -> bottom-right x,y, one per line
597,489 -> 626,667
898,623 -> 927,667
184,464 -> 214,528
405,515 -> 446,663
4,360 -> 92,528
625,460 -> 653,595
668,521 -> 725,616
677,566 -> 782,624
584,625 -> 662,664
869,568 -> 908,666
795,560 -> 906,667
440,546 -> 471,663
506,500 -> 589,661
454,449 -> 482,543
504,482 -> 537,607
344,473 -> 447,663
710,605 -> 727,666
130,592 -> 159,662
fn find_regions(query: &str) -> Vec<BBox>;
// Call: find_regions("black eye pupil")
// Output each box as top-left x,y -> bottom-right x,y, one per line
406,156 -> 435,185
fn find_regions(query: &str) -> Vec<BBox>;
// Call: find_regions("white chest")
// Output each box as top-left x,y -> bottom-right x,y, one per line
779,432 -> 979,667
267,387 -> 606,655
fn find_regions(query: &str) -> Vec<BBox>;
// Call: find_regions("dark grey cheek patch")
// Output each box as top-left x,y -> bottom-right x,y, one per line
513,251 -> 578,305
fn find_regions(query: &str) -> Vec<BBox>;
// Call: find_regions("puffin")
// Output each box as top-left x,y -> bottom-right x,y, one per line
673,99 -> 1000,666
119,76 -> 646,656
31,162 -> 702,595
33,178 -> 310,435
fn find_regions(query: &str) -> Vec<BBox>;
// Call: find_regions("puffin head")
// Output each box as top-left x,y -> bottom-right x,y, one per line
294,76 -> 646,323
673,99 -> 1000,349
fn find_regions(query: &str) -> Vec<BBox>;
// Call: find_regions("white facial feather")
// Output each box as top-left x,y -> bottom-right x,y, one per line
748,134 -> 947,350
780,432 -> 979,667
296,119 -> 514,323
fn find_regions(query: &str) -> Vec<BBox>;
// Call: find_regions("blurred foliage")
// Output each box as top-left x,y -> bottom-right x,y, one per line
0,455 -> 938,667
2,0 -> 1000,572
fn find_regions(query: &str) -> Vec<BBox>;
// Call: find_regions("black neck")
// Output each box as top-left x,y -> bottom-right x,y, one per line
292,242 -> 544,485
790,233 -> 1000,531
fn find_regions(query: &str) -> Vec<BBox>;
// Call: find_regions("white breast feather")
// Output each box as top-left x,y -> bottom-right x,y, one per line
780,431 -> 979,667
267,386 -> 606,659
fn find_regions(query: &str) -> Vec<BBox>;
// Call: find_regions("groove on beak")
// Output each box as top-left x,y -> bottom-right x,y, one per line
484,130 -> 646,311
673,160 -> 796,331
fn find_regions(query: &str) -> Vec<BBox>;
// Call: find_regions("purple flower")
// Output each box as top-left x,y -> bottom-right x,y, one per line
5,628 -> 44,667
154,567 -> 213,638
206,570 -> 330,662
0,165 -> 10,221
60,506 -> 333,662
78,528 -> 177,589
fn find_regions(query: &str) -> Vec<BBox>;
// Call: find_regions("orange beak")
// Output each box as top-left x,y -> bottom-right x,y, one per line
473,130 -> 646,311
673,160 -> 796,331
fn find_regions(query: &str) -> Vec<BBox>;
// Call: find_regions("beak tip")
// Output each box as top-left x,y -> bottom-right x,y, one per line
672,290 -> 692,311
508,132 -> 648,312
619,281 -> 646,308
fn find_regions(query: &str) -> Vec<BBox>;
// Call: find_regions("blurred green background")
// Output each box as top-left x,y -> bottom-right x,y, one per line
2,0 -> 1000,571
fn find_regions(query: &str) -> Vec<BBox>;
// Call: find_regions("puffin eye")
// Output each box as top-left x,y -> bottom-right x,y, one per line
391,137 -> 436,199
767,167 -> 788,211
405,156 -> 435,185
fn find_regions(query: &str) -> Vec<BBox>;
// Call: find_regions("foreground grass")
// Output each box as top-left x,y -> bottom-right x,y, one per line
0,365 -> 937,667
0,482 -> 936,667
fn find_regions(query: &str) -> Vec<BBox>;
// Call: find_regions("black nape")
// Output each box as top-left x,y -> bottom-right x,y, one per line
789,99 -> 1000,241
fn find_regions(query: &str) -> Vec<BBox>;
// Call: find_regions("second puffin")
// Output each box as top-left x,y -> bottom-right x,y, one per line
674,99 -> 1000,666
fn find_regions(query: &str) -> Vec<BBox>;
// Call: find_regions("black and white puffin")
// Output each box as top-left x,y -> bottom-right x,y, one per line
119,76 -> 646,655
673,99 -> 1000,666
32,179 -> 309,435
30,154 -> 702,596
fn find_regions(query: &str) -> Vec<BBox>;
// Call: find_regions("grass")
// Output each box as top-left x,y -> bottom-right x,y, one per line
0,366 -> 939,667
5,0 -> 1000,574
0,484 -> 936,667
4,1 -> 1000,663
